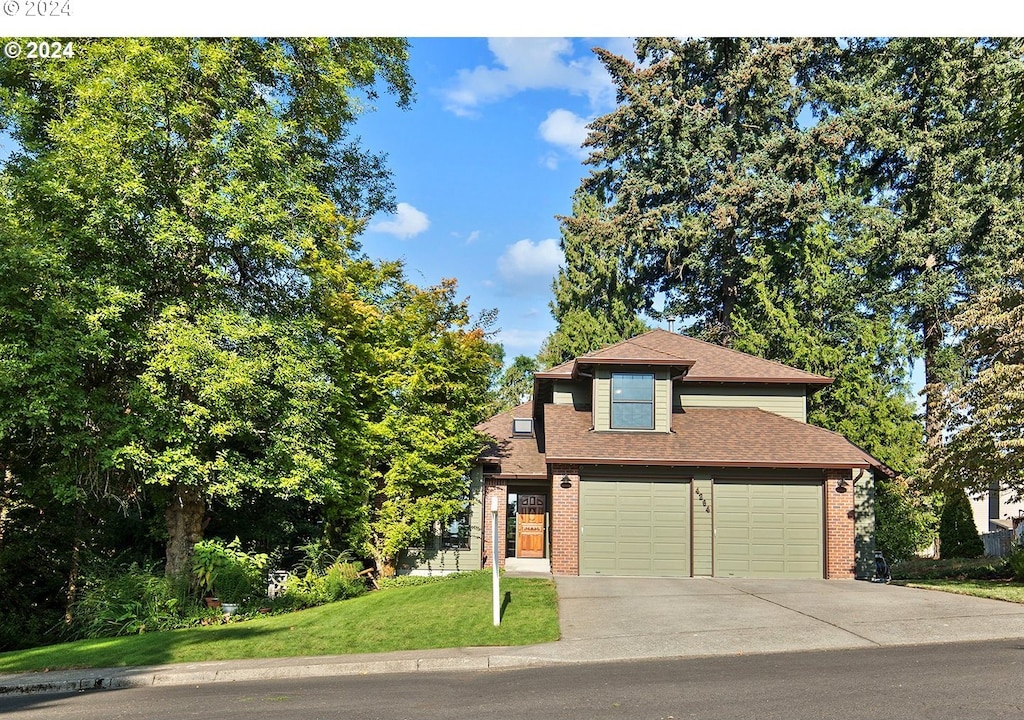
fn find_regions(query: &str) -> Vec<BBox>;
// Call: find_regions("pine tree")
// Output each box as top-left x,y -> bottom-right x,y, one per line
938,488 -> 984,559
834,37 -> 1024,452
540,190 -> 648,367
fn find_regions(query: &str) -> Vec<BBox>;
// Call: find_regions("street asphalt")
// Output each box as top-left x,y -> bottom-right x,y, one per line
4,576 -> 1024,695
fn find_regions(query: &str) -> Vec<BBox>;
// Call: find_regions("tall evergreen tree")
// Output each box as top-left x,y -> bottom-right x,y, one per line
575,38 -> 922,473
540,190 -> 648,367
833,37 -> 1024,452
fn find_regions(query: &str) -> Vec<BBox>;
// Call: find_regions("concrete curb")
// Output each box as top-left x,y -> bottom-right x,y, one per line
0,651 -> 553,696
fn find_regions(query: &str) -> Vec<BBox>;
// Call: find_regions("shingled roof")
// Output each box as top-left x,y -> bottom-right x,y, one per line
542,404 -> 878,469
536,329 -> 832,385
475,402 -> 546,478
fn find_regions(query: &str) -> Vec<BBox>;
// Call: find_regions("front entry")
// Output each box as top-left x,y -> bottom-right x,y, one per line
516,493 -> 547,558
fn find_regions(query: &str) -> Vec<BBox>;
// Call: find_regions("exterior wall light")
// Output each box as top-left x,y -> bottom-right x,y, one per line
836,477 -> 849,493
560,475 -> 572,489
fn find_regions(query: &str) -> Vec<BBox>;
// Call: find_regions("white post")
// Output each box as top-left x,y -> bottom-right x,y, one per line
491,494 -> 500,626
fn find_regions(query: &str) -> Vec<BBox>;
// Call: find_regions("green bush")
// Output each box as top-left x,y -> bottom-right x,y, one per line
282,561 -> 365,608
67,564 -> 209,639
875,477 -> 936,561
890,555 -> 1010,581
1008,546 -> 1024,582
192,537 -> 269,605
938,489 -> 984,559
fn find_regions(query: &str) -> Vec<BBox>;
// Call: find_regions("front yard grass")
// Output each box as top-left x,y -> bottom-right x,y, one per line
899,579 -> 1024,604
0,570 -> 559,674
891,555 -> 1024,604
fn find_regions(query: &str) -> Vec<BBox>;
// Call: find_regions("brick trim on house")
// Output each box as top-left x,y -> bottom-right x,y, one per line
825,468 -> 856,579
550,463 -> 579,575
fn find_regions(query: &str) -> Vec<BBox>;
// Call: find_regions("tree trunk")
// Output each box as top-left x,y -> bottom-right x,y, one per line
922,311 -> 945,453
165,482 -> 205,578
64,503 -> 84,626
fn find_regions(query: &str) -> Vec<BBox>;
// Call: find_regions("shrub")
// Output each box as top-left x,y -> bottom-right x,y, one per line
938,489 -> 984,559
890,555 -> 1010,581
1008,546 -> 1024,582
282,561 -> 366,609
875,477 -> 937,561
191,537 -> 269,605
67,564 -> 206,639
378,573 -> 459,590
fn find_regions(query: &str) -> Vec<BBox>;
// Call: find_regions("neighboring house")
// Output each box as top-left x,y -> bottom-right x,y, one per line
970,486 -> 1024,539
401,329 -> 888,579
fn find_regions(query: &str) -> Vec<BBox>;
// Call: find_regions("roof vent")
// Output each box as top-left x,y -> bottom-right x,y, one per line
666,316 -> 676,333
512,417 -> 533,436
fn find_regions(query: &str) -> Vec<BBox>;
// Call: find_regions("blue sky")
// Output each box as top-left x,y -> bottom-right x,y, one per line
353,38 -> 636,360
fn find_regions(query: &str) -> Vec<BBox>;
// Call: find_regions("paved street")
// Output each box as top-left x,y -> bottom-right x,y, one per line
3,640 -> 1023,719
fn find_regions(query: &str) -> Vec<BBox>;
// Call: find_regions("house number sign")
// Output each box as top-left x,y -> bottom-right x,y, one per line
694,487 -> 711,513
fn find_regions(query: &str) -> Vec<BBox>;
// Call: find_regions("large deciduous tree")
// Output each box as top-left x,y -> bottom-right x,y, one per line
359,278 -> 500,576
931,259 -> 1024,502
0,38 -> 413,577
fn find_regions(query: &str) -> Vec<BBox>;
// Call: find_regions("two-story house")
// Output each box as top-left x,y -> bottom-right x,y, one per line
399,329 -> 885,580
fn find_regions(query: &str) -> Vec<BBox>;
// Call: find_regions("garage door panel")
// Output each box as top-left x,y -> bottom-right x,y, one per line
714,481 -> 823,579
580,479 -> 690,577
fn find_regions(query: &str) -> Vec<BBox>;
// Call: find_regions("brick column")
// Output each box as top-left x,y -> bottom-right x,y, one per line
481,480 -> 507,569
825,469 -> 856,579
550,464 -> 580,575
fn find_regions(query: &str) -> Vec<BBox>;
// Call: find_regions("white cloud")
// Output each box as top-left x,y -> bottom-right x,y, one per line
495,327 -> 552,356
444,38 -> 615,116
497,238 -> 563,289
539,108 -> 591,159
465,230 -> 480,244
369,202 -> 430,239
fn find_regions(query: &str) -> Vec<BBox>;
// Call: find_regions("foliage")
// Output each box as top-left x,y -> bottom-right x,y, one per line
890,556 -> 1010,582
191,537 -> 269,603
930,259 -> 1024,499
539,190 -> 649,367
832,37 -> 1024,449
64,564 -> 210,639
938,489 -> 985,559
875,477 -> 937,561
282,561 -> 366,609
495,355 -> 538,411
1008,546 -> 1024,582
0,572 -> 560,674
356,278 -> 500,575
574,37 -> 923,472
901,579 -> 1024,604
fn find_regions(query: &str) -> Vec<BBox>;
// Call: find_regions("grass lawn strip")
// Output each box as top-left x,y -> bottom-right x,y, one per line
901,579 -> 1024,604
0,571 -> 559,674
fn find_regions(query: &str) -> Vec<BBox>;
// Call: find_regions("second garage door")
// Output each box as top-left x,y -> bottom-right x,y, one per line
713,481 -> 823,578
579,479 -> 690,577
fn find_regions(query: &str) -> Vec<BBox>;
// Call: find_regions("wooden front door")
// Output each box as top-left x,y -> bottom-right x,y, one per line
516,493 -> 546,558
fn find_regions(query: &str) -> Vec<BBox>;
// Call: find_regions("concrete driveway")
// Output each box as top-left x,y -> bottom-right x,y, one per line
500,576 -> 1024,664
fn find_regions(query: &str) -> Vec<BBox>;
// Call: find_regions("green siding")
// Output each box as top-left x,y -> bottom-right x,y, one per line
676,383 -> 807,422
713,481 -> 823,578
854,471 -> 876,579
580,479 -> 690,576
593,367 -> 671,432
552,379 -> 589,407
691,477 -> 714,576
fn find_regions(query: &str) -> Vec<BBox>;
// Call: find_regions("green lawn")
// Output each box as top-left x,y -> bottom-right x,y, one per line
900,579 -> 1024,604
0,571 -> 559,674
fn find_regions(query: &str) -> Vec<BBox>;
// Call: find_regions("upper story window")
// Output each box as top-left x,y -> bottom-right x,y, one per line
611,372 -> 655,429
